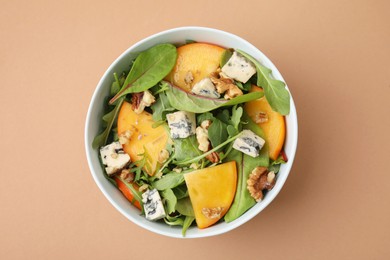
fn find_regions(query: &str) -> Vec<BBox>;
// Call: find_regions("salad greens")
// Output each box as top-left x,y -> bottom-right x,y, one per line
93,41 -> 290,236
110,44 -> 177,104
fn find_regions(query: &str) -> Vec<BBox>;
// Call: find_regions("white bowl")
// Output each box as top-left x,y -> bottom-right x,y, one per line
85,26 -> 298,238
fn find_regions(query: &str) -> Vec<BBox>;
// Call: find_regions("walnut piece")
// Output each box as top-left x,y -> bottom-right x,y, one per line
196,126 -> 210,152
120,169 -> 134,183
206,151 -> 220,163
254,111 -> 269,124
118,130 -> 133,145
133,90 -> 155,114
247,167 -> 276,202
202,207 -> 224,219
210,72 -> 243,100
184,71 -> 194,85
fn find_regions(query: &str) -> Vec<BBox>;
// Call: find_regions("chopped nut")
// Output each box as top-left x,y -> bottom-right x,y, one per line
133,90 -> 156,114
118,130 -> 133,145
210,72 -> 243,100
173,167 -> 182,173
200,119 -> 211,129
110,153 -> 118,159
202,207 -> 224,219
139,184 -> 149,192
120,169 -> 134,183
206,151 -> 220,163
158,149 -> 170,164
196,126 -> 210,152
184,71 -> 194,85
254,111 -> 268,124
247,167 -> 276,202
190,163 -> 199,170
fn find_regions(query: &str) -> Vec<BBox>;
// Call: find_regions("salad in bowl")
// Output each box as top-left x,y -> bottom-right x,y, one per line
85,27 -> 297,238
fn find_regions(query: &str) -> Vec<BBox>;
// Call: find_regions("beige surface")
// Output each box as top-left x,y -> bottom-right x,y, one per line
1,0 -> 389,259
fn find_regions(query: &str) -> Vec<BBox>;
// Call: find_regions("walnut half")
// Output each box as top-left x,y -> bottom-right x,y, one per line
247,167 -> 276,202
210,71 -> 243,100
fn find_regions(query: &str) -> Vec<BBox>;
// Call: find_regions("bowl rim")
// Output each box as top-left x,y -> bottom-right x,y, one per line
85,26 -> 298,238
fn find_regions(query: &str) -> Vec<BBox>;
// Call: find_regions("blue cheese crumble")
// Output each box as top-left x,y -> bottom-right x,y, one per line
99,141 -> 130,175
233,130 -> 265,157
142,189 -> 166,221
191,78 -> 220,98
166,111 -> 196,139
221,51 -> 256,83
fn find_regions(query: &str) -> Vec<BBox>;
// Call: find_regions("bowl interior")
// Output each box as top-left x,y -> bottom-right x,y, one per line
85,27 -> 298,238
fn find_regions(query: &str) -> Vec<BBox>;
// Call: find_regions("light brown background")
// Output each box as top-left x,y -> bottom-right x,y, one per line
1,0 -> 389,259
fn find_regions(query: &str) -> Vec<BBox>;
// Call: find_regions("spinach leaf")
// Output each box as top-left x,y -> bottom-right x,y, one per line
236,49 -> 290,115
161,188 -> 177,214
176,197 -> 195,217
208,118 -> 228,149
182,216 -> 195,236
173,136 -> 202,162
196,112 -> 215,125
151,91 -> 175,121
92,97 -> 124,149
224,115 -> 269,222
152,172 -> 185,190
110,44 -> 177,103
165,82 -> 263,113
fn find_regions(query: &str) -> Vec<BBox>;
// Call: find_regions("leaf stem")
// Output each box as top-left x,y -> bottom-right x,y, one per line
174,133 -> 241,165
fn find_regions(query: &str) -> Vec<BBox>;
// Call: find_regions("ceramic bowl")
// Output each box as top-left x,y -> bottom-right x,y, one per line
85,26 -> 298,238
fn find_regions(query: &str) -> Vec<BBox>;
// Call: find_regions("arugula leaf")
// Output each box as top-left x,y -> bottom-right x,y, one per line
175,197 -> 195,217
152,172 -> 185,190
236,49 -> 290,115
182,216 -> 195,236
92,97 -> 124,149
165,82 -> 263,113
164,215 -> 184,226
161,188 -> 177,214
110,44 -> 177,103
172,184 -> 188,199
151,91 -> 175,121
173,136 -> 202,162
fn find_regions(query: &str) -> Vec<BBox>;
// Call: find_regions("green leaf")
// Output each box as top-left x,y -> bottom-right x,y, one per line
224,115 -> 269,222
161,188 -> 177,214
172,184 -> 189,199
182,216 -> 195,236
173,136 -> 202,162
152,172 -> 185,190
151,91 -> 175,121
175,197 -> 195,217
230,105 -> 243,129
164,215 -> 184,226
236,49 -> 290,115
165,82 -> 264,113
207,118 -> 228,149
220,49 -> 233,67
110,44 -> 177,103
92,98 -> 124,149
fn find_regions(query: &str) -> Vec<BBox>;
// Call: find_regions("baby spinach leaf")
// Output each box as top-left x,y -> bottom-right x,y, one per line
92,97 -> 124,149
173,136 -> 202,162
165,82 -> 263,113
224,115 -> 269,222
152,172 -> 185,190
182,216 -> 195,236
176,197 -> 195,217
236,49 -> 290,115
110,44 -> 177,103
164,215 -> 184,226
161,188 -> 177,214
208,118 -> 228,149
